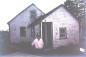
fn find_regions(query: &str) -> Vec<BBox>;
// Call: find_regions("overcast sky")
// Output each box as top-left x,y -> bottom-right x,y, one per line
0,0 -> 66,31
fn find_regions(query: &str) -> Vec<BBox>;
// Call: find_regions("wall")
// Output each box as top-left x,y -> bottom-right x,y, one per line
35,24 -> 41,37
0,31 -> 10,53
42,6 -> 79,48
9,5 -> 44,43
27,27 -> 32,42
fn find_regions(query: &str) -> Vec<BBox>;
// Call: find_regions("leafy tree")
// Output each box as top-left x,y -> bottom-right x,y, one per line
64,0 -> 78,17
64,0 -> 86,48
64,0 -> 85,20
30,10 -> 37,23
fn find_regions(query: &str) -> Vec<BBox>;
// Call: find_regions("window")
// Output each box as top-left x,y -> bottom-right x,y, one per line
59,27 -> 67,39
20,27 -> 26,37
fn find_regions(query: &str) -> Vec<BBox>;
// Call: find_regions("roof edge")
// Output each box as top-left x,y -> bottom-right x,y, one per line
7,3 -> 44,25
28,4 -> 78,27
28,4 -> 65,27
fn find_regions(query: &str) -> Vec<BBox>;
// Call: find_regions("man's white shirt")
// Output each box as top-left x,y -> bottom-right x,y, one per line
32,38 -> 44,49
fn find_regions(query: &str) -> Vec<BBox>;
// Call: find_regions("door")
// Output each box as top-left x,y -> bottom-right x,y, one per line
42,22 -> 53,48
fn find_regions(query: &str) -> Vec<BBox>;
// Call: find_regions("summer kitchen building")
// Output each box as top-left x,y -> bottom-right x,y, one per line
8,4 -> 79,49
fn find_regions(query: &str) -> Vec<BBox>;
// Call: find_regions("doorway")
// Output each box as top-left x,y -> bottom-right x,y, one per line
42,22 -> 53,48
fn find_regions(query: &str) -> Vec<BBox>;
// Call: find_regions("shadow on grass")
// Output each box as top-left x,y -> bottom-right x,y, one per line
11,43 -> 83,56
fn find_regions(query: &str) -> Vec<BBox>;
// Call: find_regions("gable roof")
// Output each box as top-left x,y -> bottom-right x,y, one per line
28,4 -> 77,27
7,3 -> 44,25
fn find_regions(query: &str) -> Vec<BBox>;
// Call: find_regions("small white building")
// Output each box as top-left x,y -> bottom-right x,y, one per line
8,3 -> 79,49
28,4 -> 79,48
8,4 -> 44,43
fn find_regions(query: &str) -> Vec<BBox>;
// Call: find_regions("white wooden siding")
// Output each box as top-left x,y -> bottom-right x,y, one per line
9,5 -> 44,43
42,6 -> 79,48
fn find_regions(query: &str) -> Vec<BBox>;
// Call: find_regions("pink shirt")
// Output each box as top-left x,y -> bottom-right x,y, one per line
32,38 -> 44,49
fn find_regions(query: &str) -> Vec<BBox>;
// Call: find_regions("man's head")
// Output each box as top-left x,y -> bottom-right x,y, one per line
36,33 -> 40,39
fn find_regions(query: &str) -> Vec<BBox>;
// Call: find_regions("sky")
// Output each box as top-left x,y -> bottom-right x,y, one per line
0,0 -> 66,31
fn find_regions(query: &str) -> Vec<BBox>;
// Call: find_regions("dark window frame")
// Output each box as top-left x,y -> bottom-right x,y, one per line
20,27 -> 26,37
59,27 -> 67,40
